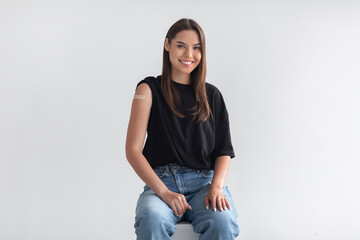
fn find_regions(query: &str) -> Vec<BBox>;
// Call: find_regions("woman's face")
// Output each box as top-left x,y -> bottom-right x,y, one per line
165,30 -> 202,78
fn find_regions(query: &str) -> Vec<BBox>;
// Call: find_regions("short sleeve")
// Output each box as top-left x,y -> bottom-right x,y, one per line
212,89 -> 235,159
135,76 -> 157,101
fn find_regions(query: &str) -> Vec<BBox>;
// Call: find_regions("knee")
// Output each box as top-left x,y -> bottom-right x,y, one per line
135,207 -> 176,235
204,212 -> 240,238
136,208 -> 167,227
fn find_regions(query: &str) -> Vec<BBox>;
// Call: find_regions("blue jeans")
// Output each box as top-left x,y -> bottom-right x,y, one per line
134,164 -> 240,240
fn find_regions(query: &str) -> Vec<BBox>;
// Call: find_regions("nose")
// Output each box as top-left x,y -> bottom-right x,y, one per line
184,47 -> 193,58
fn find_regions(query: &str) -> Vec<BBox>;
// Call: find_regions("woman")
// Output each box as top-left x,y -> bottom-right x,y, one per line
126,18 -> 240,240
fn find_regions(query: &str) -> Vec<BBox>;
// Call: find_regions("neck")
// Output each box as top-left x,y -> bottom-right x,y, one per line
171,70 -> 191,85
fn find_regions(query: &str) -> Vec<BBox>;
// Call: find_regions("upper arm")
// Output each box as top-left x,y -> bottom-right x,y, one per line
125,83 -> 152,157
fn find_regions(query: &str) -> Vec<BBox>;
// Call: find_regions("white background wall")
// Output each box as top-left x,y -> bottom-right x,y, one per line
1,0 -> 359,239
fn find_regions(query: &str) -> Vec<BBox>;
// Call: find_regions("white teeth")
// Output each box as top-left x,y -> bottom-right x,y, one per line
180,60 -> 192,65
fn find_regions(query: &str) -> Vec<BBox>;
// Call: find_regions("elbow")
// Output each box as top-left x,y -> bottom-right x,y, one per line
125,144 -> 142,164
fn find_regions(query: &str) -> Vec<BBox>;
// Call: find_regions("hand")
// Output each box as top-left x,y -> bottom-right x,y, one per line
204,185 -> 230,212
159,190 -> 192,217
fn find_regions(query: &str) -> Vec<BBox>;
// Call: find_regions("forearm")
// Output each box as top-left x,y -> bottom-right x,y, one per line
211,155 -> 231,189
126,150 -> 169,197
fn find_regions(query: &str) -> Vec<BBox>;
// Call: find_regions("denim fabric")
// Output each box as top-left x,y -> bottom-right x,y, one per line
134,164 -> 240,240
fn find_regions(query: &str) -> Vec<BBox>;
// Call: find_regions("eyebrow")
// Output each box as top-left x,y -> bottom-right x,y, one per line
176,41 -> 201,46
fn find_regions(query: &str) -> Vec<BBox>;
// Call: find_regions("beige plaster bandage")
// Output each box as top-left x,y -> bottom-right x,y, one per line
133,94 -> 145,100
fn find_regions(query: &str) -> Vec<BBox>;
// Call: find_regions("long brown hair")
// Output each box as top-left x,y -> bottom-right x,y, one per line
161,18 -> 212,123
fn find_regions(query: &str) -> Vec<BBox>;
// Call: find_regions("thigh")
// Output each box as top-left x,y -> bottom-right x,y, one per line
135,189 -> 178,239
135,189 -> 177,222
185,184 -> 239,233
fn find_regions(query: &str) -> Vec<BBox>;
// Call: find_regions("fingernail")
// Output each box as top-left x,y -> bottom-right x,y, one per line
206,205 -> 209,210
213,208 -> 217,212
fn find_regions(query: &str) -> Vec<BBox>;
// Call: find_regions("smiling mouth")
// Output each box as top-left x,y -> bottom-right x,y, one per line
179,60 -> 194,65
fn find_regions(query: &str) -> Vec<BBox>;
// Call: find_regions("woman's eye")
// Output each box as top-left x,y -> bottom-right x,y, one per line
194,46 -> 201,50
177,45 -> 185,48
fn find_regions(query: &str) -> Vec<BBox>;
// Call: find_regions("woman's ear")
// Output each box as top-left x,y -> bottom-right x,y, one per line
164,38 -> 170,51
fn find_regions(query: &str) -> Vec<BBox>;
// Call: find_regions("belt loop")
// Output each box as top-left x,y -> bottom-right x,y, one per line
165,165 -> 170,173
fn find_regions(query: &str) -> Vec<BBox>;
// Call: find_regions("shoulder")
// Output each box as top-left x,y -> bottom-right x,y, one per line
137,75 -> 160,87
136,75 -> 161,92
205,82 -> 229,112
205,81 -> 223,98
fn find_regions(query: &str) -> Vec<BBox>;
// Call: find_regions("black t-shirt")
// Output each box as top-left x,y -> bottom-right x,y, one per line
136,75 -> 235,170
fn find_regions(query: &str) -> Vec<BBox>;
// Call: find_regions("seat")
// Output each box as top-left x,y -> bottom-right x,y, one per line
172,221 -> 199,240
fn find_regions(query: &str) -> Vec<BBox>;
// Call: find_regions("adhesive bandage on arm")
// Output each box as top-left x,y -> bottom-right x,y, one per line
133,94 -> 145,100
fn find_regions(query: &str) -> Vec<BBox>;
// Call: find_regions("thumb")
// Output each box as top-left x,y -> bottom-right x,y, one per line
187,203 -> 192,210
184,198 -> 192,210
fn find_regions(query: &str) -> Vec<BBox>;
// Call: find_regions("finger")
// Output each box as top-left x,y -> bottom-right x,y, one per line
219,197 -> 225,212
173,202 -> 183,216
217,196 -> 223,212
187,203 -> 192,210
183,195 -> 192,210
184,200 -> 192,211
179,196 -> 188,214
211,196 -> 217,212
170,203 -> 179,216
204,196 -> 210,210
225,198 -> 231,210
181,196 -> 191,211
221,198 -> 227,211
176,198 -> 186,215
